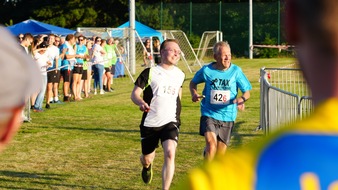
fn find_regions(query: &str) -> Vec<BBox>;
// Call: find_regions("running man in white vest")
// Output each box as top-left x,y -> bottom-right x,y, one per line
131,39 -> 185,190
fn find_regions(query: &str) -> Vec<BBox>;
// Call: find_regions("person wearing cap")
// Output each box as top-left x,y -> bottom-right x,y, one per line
0,26 -> 41,150
32,42 -> 52,112
179,0 -> 338,189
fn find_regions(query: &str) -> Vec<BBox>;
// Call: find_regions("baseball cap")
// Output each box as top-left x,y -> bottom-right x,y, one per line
38,41 -> 48,49
0,26 -> 42,110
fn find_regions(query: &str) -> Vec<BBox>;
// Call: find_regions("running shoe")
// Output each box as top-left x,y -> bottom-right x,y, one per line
33,108 -> 44,112
141,164 -> 153,184
54,100 -> 64,104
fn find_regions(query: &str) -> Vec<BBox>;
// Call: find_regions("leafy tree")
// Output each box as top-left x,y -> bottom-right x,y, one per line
0,0 -> 42,25
135,3 -> 184,31
1,0 -> 129,28
33,0 -> 129,28
254,34 -> 279,58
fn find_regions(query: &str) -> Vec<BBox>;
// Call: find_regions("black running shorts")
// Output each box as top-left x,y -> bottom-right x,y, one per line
140,122 -> 180,155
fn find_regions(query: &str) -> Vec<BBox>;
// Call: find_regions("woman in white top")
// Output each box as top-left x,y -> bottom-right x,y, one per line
32,42 -> 51,112
91,37 -> 106,95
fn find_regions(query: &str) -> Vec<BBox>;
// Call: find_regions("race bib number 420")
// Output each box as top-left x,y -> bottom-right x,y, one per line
210,90 -> 230,105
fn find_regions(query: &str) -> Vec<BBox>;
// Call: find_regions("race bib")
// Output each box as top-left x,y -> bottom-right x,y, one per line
157,82 -> 177,97
210,89 -> 230,105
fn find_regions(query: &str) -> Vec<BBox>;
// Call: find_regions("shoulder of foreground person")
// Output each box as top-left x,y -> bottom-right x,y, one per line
176,98 -> 338,190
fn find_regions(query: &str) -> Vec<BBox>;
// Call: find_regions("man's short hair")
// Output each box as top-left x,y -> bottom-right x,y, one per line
23,33 -> 33,41
213,41 -> 231,55
160,39 -> 179,52
65,34 -> 75,41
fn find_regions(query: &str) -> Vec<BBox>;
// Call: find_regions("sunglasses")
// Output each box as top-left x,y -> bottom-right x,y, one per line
79,39 -> 84,41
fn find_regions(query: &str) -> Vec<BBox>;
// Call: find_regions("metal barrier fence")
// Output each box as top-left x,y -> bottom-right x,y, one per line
260,67 -> 313,134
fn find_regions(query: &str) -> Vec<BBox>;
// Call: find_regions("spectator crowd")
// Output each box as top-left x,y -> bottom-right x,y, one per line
17,32 -> 124,115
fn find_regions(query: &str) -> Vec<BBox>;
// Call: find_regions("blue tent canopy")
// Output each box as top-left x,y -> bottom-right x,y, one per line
114,21 -> 163,42
7,19 -> 75,36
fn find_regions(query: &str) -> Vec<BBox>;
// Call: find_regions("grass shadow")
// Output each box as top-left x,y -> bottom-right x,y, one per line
50,126 -> 140,133
0,170 -> 114,189
230,121 -> 264,148
0,170 -> 66,180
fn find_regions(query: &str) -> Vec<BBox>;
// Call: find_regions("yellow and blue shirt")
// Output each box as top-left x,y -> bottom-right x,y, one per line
181,98 -> 338,190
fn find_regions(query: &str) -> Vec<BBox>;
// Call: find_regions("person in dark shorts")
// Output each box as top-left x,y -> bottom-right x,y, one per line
103,37 -> 117,92
131,39 -> 185,190
189,41 -> 252,161
80,40 -> 93,98
60,34 -> 77,102
45,34 -> 62,109
60,69 -> 72,101
73,35 -> 87,101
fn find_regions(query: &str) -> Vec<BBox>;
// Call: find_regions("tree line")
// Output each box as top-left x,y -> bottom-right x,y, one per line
1,0 -> 280,29
1,0 -> 284,57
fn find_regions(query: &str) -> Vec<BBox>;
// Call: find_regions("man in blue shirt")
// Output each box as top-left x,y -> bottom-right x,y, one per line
189,41 -> 252,161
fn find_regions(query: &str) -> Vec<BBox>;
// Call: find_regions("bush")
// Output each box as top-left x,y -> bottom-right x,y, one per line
254,34 -> 279,58
187,32 -> 201,49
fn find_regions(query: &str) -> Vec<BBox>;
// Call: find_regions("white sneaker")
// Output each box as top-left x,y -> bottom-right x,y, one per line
94,90 -> 97,95
22,116 -> 30,122
100,90 -> 105,95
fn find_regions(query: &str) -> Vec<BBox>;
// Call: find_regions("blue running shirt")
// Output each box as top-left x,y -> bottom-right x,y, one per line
192,62 -> 252,121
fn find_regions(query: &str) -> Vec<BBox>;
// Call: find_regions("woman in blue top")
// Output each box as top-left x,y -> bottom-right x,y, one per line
73,35 -> 87,101
60,34 -> 77,102
189,41 -> 252,161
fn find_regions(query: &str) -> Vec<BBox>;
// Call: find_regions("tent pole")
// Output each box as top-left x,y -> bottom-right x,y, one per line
129,0 -> 136,75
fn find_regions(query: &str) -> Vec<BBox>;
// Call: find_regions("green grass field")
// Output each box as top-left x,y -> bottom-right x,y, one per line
0,58 -> 295,189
